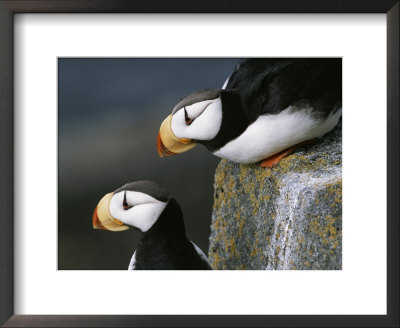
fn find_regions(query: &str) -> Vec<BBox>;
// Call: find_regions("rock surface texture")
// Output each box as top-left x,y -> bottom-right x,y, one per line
208,126 -> 342,270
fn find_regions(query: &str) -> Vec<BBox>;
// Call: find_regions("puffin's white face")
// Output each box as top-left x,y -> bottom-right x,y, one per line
93,190 -> 167,232
109,191 -> 167,232
157,96 -> 223,157
171,97 -> 223,141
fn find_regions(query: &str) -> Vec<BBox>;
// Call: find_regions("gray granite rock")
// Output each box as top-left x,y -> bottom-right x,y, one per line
208,126 -> 342,270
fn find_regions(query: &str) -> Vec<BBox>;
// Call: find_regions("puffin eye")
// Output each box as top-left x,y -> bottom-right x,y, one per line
184,107 -> 194,125
123,191 -> 133,210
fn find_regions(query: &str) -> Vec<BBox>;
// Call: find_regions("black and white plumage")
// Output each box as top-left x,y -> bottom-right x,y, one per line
157,58 -> 342,166
92,180 -> 211,270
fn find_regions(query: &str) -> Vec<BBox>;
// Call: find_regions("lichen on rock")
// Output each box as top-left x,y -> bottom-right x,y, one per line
208,125 -> 342,270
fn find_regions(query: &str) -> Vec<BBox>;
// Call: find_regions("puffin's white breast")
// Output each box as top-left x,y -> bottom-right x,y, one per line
190,241 -> 211,266
128,251 -> 136,270
213,106 -> 342,164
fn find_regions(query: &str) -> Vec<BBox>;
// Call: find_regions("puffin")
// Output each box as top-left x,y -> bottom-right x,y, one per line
92,180 -> 211,270
157,58 -> 342,167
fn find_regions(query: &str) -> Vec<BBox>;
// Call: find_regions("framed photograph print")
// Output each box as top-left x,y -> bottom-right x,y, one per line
0,1 -> 398,327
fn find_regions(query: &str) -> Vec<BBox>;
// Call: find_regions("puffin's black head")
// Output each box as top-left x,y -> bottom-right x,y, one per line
92,180 -> 175,232
157,88 -> 225,157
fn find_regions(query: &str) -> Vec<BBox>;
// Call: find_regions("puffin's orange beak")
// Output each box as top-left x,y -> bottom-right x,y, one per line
92,193 -> 130,232
92,206 -> 107,230
157,131 -> 177,157
157,114 -> 196,158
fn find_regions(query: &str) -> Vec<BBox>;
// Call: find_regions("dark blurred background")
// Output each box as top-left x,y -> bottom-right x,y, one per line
58,58 -> 238,269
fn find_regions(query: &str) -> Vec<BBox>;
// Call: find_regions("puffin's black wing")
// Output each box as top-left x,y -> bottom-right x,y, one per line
225,58 -> 342,121
134,238 -> 212,270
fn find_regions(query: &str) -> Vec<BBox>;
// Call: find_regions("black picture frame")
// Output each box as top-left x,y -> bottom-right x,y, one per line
0,1 -> 398,327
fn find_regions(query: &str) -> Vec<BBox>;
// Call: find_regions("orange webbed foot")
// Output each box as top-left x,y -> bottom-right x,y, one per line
260,146 -> 297,168
259,139 -> 317,168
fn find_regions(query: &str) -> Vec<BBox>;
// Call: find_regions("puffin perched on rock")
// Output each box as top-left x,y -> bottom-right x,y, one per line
157,58 -> 342,167
92,180 -> 211,270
